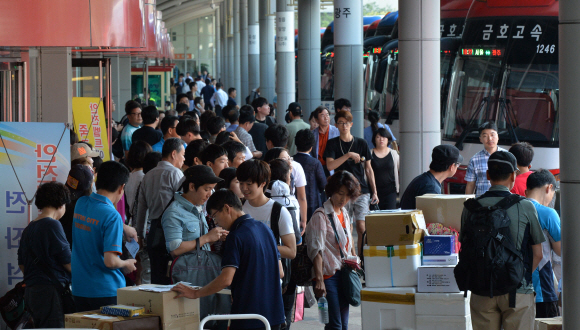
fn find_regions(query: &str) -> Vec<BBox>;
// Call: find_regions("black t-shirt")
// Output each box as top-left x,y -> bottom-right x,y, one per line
323,136 -> 373,194
131,126 -> 163,147
249,122 -> 268,155
17,218 -> 72,286
256,116 -> 277,127
371,150 -> 396,196
399,171 -> 442,209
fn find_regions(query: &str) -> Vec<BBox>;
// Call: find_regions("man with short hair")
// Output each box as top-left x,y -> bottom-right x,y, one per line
151,115 -> 180,153
210,83 -> 228,111
465,122 -> 507,196
183,139 -> 209,171
509,142 -> 535,196
206,117 -> 227,144
132,105 -> 163,147
176,103 -> 189,117
121,100 -> 142,159
311,106 -> 339,177
72,161 -> 137,311
226,108 -> 240,133
460,151 -> 544,330
324,110 -> 378,251
333,98 -> 351,124
400,145 -> 463,209
171,189 -> 285,330
199,144 -> 229,176
285,102 -> 311,156
201,79 -> 215,111
196,77 -> 207,95
294,129 -> 327,222
227,88 -> 239,109
234,107 -> 262,159
525,169 -> 561,318
136,138 -> 186,284
222,141 -> 247,169
176,119 -> 202,145
248,110 -> 269,156
252,97 -> 276,127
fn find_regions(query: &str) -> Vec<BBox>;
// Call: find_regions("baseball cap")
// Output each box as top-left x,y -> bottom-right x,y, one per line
182,165 -> 224,188
431,145 -> 463,165
65,165 -> 94,199
488,151 -> 518,174
71,143 -> 100,161
286,102 -> 302,116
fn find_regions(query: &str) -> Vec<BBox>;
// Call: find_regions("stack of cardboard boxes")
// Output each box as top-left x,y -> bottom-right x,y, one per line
361,194 -> 475,330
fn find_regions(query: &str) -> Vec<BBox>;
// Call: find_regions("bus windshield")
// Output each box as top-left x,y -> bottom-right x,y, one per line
443,57 -> 559,147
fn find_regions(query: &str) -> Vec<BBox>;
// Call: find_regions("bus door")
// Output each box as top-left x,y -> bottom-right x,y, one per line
0,61 -> 27,122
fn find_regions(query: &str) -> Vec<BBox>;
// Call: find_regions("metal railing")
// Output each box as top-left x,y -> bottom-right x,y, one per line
199,314 -> 271,330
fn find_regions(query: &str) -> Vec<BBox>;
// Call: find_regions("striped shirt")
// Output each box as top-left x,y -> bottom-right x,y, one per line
464,147 -> 507,197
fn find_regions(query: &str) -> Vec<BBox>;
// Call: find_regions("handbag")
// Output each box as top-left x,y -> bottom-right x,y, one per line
291,244 -> 313,286
327,213 -> 363,307
170,218 -> 230,330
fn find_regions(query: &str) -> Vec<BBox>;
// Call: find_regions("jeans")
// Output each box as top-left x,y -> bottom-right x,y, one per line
73,295 -> 117,313
282,282 -> 297,329
324,271 -> 349,330
25,284 -> 64,328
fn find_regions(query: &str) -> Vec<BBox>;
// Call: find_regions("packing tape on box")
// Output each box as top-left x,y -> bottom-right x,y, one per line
363,245 -> 421,259
361,291 -> 415,305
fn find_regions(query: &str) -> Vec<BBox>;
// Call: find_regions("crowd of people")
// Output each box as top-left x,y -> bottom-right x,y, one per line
14,77 -> 561,330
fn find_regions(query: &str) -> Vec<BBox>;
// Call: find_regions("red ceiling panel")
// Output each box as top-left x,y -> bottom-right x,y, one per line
90,0 -> 146,47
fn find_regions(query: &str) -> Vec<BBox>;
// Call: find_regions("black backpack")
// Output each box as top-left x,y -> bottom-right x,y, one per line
270,201 -> 292,289
454,194 -> 525,307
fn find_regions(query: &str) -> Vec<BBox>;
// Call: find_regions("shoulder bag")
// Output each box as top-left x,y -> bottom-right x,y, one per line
327,212 -> 363,307
270,201 -> 292,290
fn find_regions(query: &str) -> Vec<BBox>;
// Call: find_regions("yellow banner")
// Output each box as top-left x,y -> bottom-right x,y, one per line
72,97 -> 110,161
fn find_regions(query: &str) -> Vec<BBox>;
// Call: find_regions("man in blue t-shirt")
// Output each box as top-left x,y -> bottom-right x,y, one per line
72,161 -> 137,312
121,100 -> 142,159
172,189 -> 285,330
400,145 -> 463,209
525,169 -> 561,318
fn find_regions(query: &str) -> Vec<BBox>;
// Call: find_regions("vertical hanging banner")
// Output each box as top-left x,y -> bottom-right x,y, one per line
333,0 -> 363,46
248,24 -> 260,54
72,97 -> 111,161
276,11 -> 295,52
0,122 -> 70,296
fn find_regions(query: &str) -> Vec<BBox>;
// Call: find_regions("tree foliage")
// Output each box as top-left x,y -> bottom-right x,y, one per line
320,2 -> 396,30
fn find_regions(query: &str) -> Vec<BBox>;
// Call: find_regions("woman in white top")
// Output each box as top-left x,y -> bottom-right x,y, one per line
125,141 -> 152,224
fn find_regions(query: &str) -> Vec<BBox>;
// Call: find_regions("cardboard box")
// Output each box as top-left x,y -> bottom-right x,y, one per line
365,210 -> 426,246
418,266 -> 460,293
363,244 -> 421,288
424,235 -> 455,255
415,292 -> 471,316
535,317 -> 562,330
100,305 -> 145,317
117,285 -> 199,330
416,315 -> 472,330
65,311 -> 160,330
416,194 -> 474,231
361,287 -> 416,330
422,254 -> 459,266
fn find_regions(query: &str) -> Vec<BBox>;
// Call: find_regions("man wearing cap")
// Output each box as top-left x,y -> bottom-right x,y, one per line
285,102 -> 311,156
71,143 -> 101,169
400,145 -> 463,209
459,151 -> 544,330
61,165 -> 94,248
162,166 -> 228,258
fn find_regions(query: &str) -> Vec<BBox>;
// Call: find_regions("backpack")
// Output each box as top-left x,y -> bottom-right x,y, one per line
454,194 -> 525,307
265,189 -> 302,244
0,282 -> 34,329
270,201 -> 292,289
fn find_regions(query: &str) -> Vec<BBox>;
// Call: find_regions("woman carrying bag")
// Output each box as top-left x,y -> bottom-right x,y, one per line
306,171 -> 361,330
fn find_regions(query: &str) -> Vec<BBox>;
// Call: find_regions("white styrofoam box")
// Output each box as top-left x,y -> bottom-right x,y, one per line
361,287 -> 416,330
416,315 -> 473,330
363,244 -> 421,288
417,266 -> 460,293
422,254 -> 459,266
415,292 -> 471,316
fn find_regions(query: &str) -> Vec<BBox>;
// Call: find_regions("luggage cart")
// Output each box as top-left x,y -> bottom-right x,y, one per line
199,314 -> 271,330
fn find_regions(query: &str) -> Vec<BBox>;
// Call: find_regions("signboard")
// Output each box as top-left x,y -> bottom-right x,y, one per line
276,11 -> 294,53
72,97 -> 111,161
334,0 -> 363,46
248,24 -> 260,54
0,122 -> 70,295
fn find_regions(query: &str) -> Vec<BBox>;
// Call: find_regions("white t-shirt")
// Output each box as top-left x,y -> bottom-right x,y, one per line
291,161 -> 307,194
243,199 -> 295,237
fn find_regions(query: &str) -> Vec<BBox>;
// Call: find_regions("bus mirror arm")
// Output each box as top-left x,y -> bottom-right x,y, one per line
455,96 -> 490,151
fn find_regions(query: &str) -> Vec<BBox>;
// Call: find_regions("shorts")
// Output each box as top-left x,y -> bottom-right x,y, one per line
346,193 -> 370,222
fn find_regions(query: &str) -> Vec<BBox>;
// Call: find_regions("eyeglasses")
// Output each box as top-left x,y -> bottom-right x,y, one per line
336,122 -> 351,126
281,156 -> 293,162
209,209 -> 220,221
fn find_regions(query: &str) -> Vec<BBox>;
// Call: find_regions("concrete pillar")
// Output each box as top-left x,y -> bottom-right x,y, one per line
275,0 -> 295,122
227,1 -> 234,88
398,0 -> 441,193
248,0 -> 260,95
215,9 -> 221,83
221,5 -> 228,83
559,1 -> 580,327
240,0 -> 249,102
333,0 -> 364,138
233,0 -> 242,104
110,55 -> 131,122
39,47 -> 72,123
298,0 -> 321,120
259,0 -> 276,102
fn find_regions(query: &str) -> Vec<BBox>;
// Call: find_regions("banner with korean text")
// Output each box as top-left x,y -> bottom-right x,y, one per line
72,97 -> 110,161
0,122 -> 70,295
